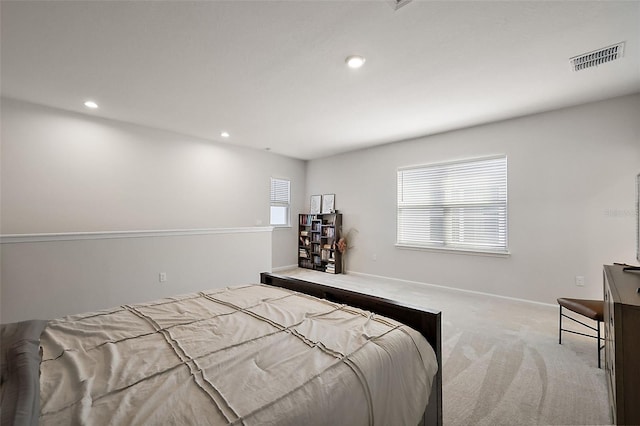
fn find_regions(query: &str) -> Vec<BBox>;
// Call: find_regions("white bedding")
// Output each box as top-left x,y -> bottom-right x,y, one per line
39,284 -> 438,425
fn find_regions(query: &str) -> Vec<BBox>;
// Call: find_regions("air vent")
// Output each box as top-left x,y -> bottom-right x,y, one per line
387,0 -> 412,10
570,42 -> 625,71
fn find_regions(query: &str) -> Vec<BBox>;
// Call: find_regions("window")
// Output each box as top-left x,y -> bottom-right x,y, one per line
270,178 -> 290,227
397,156 -> 508,254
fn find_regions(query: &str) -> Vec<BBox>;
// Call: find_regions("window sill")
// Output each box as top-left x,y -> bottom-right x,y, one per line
395,243 -> 510,258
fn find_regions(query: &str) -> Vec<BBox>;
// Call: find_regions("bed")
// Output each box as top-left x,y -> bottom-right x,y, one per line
1,272 -> 442,425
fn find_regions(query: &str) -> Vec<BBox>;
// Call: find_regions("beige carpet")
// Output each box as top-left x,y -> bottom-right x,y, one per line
278,268 -> 611,426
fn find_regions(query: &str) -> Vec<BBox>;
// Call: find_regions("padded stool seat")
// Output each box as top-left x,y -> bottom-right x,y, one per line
557,298 -> 604,321
557,297 -> 604,368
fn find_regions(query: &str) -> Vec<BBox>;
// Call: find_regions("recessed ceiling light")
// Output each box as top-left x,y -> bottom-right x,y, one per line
84,100 -> 98,109
221,131 -> 230,138
345,55 -> 366,69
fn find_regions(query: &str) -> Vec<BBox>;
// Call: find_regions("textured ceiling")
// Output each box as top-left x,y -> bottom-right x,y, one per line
2,1 -> 639,160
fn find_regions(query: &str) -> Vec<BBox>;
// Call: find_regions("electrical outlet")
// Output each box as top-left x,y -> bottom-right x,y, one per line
372,253 -> 377,261
159,272 -> 167,283
575,276 -> 585,287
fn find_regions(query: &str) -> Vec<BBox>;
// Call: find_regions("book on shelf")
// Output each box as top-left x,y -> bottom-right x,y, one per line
300,214 -> 320,226
322,227 -> 335,238
321,249 -> 331,261
299,259 -> 314,269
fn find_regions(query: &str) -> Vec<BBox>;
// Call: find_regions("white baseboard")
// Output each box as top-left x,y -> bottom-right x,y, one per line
348,270 -> 557,309
272,264 -> 298,273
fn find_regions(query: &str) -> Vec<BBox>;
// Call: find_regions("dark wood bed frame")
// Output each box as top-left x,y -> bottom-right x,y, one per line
260,272 -> 443,426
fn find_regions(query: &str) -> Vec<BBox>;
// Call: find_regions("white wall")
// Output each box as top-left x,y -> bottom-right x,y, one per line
0,98 -> 305,321
1,228 -> 272,322
3,95 -> 638,311
0,98 -> 305,268
306,94 -> 640,304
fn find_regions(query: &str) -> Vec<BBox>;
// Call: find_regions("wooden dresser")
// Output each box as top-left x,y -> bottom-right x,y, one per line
603,264 -> 640,425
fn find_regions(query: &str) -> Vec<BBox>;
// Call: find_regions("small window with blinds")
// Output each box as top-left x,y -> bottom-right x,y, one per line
270,178 -> 291,227
397,156 -> 508,254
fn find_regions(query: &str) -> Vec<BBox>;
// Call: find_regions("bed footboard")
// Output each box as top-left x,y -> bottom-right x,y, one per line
260,272 -> 442,426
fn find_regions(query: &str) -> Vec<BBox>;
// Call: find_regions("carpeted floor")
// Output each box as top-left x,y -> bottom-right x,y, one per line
278,268 -> 611,426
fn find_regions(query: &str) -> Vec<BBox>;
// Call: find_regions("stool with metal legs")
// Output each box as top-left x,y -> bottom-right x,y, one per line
557,298 -> 605,368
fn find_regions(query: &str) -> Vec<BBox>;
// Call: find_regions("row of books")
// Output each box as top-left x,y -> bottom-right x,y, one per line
299,260 -> 332,273
299,259 -> 314,269
322,227 -> 336,238
320,249 -> 335,262
299,215 -> 323,226
299,247 -> 336,259
300,240 -> 334,248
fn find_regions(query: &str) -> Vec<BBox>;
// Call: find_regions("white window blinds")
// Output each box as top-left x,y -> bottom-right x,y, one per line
270,178 -> 290,226
397,156 -> 508,254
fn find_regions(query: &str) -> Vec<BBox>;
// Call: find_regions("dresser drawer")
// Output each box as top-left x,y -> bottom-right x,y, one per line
603,265 -> 640,425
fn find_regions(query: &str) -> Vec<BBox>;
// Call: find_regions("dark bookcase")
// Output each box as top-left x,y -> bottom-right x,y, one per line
298,213 -> 342,274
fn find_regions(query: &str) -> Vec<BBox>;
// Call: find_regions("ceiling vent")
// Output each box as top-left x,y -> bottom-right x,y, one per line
570,42 -> 625,72
387,0 -> 412,10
